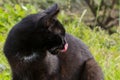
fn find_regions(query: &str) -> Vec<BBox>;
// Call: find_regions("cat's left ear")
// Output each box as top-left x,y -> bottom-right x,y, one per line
43,4 -> 60,27
44,4 -> 60,18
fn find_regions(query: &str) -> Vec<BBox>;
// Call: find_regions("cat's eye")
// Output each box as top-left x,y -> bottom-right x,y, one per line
48,20 -> 56,31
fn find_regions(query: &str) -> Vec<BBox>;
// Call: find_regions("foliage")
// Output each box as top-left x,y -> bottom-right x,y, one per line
0,4 -> 120,80
0,0 -> 119,34
85,0 -> 119,34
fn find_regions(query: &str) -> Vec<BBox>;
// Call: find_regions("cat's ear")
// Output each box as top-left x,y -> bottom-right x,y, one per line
44,4 -> 60,18
42,4 -> 60,27
36,4 -> 60,28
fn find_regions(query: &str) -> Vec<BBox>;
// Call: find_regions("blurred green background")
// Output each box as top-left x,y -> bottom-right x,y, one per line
0,0 -> 120,80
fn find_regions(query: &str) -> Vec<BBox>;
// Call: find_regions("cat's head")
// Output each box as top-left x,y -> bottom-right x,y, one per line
31,4 -> 68,54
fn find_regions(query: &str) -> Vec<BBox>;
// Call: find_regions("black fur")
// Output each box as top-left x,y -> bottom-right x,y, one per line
4,4 -> 104,80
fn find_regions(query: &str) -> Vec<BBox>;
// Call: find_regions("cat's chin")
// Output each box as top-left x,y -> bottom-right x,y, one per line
48,49 -> 59,55
48,47 -> 60,55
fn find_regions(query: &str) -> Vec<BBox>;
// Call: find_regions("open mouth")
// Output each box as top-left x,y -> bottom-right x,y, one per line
48,43 -> 68,55
59,43 -> 68,52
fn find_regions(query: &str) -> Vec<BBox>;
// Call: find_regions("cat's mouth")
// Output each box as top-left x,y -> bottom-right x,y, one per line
48,43 -> 68,55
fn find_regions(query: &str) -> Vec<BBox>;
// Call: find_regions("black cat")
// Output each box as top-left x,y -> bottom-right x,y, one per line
4,4 -> 104,80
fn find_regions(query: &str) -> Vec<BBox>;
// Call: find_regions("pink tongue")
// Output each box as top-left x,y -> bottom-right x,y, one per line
60,43 -> 68,53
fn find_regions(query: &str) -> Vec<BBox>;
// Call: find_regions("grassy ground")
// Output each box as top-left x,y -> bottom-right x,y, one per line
0,4 -> 120,80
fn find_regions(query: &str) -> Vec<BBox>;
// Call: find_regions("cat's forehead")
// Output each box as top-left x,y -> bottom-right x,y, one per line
37,12 -> 47,19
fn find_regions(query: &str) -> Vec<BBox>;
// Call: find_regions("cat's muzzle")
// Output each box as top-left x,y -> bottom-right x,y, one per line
49,42 -> 68,55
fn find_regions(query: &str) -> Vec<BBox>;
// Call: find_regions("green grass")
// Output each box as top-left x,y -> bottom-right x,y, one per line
0,4 -> 120,80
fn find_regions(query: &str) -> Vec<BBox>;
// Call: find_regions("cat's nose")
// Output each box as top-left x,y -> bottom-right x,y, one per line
63,39 -> 67,45
60,38 -> 67,49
